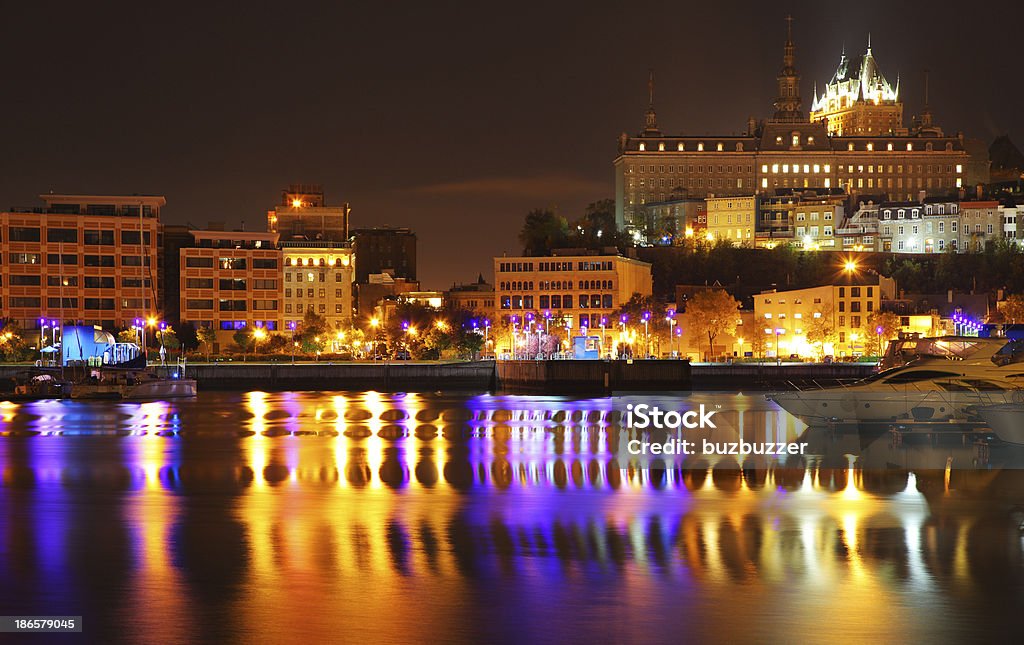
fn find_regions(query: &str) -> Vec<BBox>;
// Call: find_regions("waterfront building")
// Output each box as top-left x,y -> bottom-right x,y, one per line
352,227 -> 417,284
445,275 -> 495,315
281,242 -> 354,330
809,39 -> 903,136
493,250 -> 653,339
266,184 -> 350,243
754,274 -> 896,357
0,194 -> 162,331
178,229 -> 282,336
615,19 -> 973,242
706,195 -> 756,246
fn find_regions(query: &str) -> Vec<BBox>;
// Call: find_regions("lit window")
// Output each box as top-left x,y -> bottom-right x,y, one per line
698,142 -> 704,151
956,164 -> 963,174
658,142 -> 665,151
638,143 -> 645,151
907,143 -> 913,151
772,164 -> 779,173
761,164 -> 768,173
677,142 -> 684,151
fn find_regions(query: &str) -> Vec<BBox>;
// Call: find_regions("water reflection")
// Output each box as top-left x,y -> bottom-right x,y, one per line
0,392 -> 1022,642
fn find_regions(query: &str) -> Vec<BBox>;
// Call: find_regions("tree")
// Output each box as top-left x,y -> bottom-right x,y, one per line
298,309 -> 330,354
232,326 -> 253,354
685,289 -> 740,361
571,199 -> 629,251
519,209 -> 569,256
612,293 -> 670,356
196,326 -> 217,361
0,322 -> 33,362
748,331 -> 768,361
864,311 -> 901,356
158,329 -> 181,352
805,300 -> 837,359
1002,294 -> 1024,324
117,329 -> 139,345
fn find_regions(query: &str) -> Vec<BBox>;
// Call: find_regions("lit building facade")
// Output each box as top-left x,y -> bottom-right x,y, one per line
445,276 -> 495,315
809,40 -> 903,136
706,195 -> 756,245
754,275 -> 896,357
281,242 -> 354,330
615,20 -> 972,242
493,252 -> 653,334
0,194 -> 162,331
179,230 -> 282,334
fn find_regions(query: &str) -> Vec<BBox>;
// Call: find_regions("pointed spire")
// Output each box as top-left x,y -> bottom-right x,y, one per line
643,68 -> 659,134
867,32 -> 872,55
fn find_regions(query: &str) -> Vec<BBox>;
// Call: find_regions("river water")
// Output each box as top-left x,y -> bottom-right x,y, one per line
1,391 -> 1023,643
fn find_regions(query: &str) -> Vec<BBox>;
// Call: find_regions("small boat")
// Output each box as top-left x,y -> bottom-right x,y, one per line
70,367 -> 197,400
5,373 -> 70,401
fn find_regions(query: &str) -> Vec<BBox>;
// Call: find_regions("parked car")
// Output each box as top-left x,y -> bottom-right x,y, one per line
394,349 -> 411,360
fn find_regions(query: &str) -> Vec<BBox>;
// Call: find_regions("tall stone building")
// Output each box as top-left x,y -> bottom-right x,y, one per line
614,18 -> 973,243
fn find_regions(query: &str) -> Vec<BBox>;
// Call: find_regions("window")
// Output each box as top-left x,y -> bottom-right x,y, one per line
47,228 -> 78,243
84,298 -> 115,310
253,258 -> 278,269
84,229 -> 115,245
47,253 -> 77,265
84,276 -> 116,288
47,297 -> 77,308
8,227 -> 40,242
186,278 -> 214,289
47,275 -> 78,287
10,275 -> 41,286
121,278 -> 150,288
218,299 -> 247,311
187,299 -> 214,310
185,256 -> 214,268
253,300 -> 278,311
219,278 -> 247,291
121,255 -> 150,266
120,231 -> 152,245
220,257 -> 247,270
10,253 -> 41,264
9,297 -> 41,308
253,279 -> 277,290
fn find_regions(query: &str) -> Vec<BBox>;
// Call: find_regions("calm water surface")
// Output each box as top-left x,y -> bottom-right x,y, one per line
1,391 -> 1023,644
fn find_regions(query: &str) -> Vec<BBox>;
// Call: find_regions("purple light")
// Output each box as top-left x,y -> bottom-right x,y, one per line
620,315 -> 628,323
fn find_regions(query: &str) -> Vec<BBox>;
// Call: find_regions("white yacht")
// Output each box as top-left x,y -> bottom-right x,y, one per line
975,403 -> 1024,445
768,337 -> 1024,426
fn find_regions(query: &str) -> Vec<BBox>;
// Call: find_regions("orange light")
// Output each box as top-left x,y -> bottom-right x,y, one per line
291,199 -> 302,208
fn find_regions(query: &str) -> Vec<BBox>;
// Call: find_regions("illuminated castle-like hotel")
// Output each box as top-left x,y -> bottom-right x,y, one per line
615,18 -> 978,242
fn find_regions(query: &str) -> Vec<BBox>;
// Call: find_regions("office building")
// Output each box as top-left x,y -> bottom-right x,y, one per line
267,183 -> 350,242
352,227 -> 417,284
493,251 -> 653,346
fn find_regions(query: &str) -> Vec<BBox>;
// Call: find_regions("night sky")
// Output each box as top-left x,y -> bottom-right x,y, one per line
2,1 -> 1021,288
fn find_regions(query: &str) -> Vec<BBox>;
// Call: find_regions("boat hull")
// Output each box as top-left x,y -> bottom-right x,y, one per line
976,404 -> 1024,445
768,388 -> 1014,426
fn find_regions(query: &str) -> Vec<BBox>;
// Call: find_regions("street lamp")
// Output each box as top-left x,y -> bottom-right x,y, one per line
775,327 -> 785,364
666,309 -> 676,357
641,311 -> 651,358
600,316 -> 607,358
288,320 -> 297,363
876,325 -> 883,357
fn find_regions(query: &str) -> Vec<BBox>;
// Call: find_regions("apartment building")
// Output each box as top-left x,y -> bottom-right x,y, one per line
706,195 -> 756,245
179,230 -> 282,335
0,194 -> 162,330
